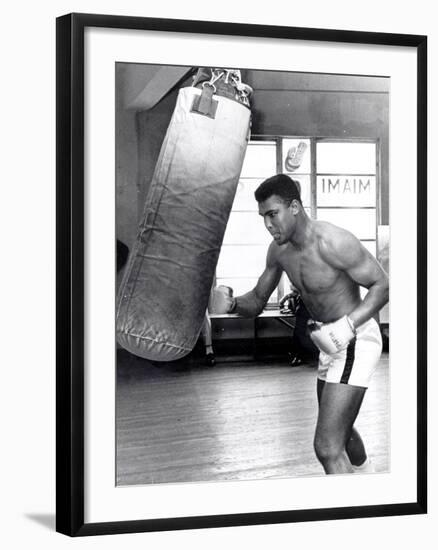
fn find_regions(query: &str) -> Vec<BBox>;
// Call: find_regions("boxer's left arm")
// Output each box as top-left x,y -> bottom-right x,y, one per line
233,242 -> 284,317
321,226 -> 389,329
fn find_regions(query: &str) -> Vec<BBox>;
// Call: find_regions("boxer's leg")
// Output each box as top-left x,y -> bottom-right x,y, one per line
314,319 -> 382,473
346,427 -> 367,467
316,379 -> 367,467
314,381 -> 366,474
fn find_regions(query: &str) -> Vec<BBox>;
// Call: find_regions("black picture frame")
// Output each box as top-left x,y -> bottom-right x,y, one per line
56,12 -> 427,537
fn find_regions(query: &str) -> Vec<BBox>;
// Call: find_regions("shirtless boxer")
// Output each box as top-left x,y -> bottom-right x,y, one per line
211,174 -> 389,474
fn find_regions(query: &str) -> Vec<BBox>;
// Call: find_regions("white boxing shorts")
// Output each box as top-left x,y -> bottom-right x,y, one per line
317,317 -> 383,388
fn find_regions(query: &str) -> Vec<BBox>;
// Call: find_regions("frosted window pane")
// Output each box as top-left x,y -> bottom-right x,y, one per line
282,139 -> 311,174
377,225 -> 389,269
266,292 -> 279,304
316,208 -> 376,240
216,245 -> 268,278
317,176 -> 376,207
240,141 -> 277,177
223,212 -> 272,245
317,142 -> 376,174
233,179 -> 264,211
361,240 -> 377,257
360,287 -> 369,299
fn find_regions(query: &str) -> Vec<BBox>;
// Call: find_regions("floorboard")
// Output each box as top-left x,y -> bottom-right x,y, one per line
116,351 -> 389,485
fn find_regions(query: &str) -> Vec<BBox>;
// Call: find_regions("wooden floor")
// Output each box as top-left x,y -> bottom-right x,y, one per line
116,351 -> 390,486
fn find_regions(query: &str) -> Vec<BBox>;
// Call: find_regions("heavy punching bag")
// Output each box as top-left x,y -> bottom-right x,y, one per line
116,68 -> 252,361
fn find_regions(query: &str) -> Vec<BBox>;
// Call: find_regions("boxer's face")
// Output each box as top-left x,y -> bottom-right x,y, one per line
258,195 -> 296,245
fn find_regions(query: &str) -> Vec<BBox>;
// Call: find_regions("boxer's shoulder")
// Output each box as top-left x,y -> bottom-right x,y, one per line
267,240 -> 290,266
314,221 -> 362,267
314,220 -> 347,241
267,240 -> 284,258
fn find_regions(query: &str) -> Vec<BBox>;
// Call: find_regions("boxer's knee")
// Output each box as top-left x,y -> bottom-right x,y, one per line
313,432 -> 345,465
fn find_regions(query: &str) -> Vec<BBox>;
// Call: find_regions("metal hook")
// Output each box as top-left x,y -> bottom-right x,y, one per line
202,81 -> 217,94
208,70 -> 225,87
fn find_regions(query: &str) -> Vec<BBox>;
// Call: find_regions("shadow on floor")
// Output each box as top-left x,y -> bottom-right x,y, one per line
25,513 -> 56,531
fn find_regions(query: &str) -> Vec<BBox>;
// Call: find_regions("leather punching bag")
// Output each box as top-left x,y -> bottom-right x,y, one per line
116,68 -> 252,361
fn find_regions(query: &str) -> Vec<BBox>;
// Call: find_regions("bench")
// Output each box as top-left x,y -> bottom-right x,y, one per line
209,309 -> 296,359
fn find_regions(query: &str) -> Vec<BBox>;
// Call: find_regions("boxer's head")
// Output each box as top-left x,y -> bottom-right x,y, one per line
254,174 -> 302,206
255,175 -> 306,245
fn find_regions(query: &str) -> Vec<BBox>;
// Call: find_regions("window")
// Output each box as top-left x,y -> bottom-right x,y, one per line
216,141 -> 276,301
316,141 -> 378,257
216,137 -> 379,305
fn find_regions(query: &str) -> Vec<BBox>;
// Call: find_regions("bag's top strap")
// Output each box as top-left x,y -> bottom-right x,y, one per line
192,68 -> 253,108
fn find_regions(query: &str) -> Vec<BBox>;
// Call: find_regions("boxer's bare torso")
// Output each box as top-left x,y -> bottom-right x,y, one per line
238,194 -> 389,329
272,222 -> 361,323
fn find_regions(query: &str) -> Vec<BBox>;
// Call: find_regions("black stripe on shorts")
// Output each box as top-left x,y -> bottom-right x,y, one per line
340,337 -> 357,384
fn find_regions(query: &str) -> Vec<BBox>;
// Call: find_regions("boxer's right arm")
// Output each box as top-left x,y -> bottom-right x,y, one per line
233,243 -> 283,317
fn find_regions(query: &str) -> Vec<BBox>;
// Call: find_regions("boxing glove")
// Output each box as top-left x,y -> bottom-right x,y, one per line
209,286 -> 235,314
308,315 -> 356,354
285,141 -> 307,172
